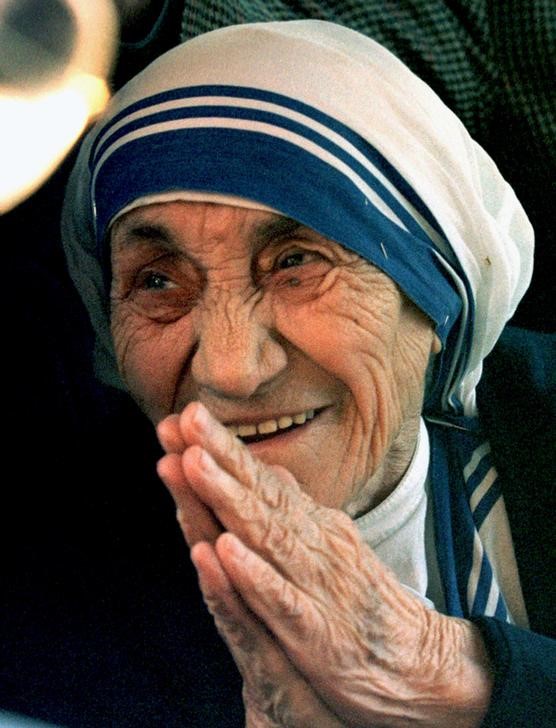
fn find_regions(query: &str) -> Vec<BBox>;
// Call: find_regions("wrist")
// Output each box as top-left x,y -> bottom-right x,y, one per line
416,614 -> 493,728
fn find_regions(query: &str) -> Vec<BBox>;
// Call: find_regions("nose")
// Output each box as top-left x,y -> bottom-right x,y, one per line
190,290 -> 288,399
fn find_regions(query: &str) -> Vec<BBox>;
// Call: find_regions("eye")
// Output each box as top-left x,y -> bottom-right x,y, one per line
256,240 -> 333,297
121,266 -> 199,323
140,271 -> 178,290
275,248 -> 324,270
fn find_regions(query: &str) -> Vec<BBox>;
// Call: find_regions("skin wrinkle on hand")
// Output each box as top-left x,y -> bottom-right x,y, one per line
115,201 -> 492,727
114,203 -> 436,512
192,536 -> 345,728
217,509 -> 420,716
186,416 -> 389,619
158,402 -> 492,726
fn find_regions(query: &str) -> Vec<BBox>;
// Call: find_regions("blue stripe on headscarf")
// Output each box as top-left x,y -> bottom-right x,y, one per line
473,484 -> 502,530
428,417 -> 510,622
94,126 -> 460,339
90,84 -> 450,242
91,87 -> 463,345
471,559 -> 494,614
465,453 -> 493,496
95,105 -> 432,246
90,85 -> 480,416
428,422 -> 465,617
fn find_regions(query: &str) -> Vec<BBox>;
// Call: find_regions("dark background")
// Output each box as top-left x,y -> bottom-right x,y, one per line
1,1 -> 553,725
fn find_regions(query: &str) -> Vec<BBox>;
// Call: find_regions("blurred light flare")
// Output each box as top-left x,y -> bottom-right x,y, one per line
0,0 -> 117,213
0,73 -> 110,212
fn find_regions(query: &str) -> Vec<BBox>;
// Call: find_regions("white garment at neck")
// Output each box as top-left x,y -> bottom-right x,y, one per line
355,418 -> 434,609
355,418 -> 528,627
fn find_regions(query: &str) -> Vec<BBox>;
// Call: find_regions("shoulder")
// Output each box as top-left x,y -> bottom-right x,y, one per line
477,327 -> 555,636
479,326 -> 555,408
477,326 -> 555,455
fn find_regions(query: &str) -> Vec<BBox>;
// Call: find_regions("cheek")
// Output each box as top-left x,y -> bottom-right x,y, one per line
111,307 -> 195,422
272,274 -> 430,494
274,277 -> 400,418
391,310 -> 435,413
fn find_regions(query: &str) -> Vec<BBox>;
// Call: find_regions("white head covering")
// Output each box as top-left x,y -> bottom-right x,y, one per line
62,20 -> 533,415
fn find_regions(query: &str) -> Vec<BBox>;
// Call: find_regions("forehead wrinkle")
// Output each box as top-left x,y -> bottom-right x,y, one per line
110,217 -> 211,278
251,215 -> 304,249
111,219 -> 180,253
111,209 -> 308,273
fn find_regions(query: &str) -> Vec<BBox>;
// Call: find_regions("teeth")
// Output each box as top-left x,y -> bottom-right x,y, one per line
238,424 -> 257,437
258,419 -> 278,434
278,415 -> 293,429
227,408 -> 318,439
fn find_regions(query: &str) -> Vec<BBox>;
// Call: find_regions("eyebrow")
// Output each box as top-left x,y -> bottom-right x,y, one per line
111,221 -> 180,252
111,220 -> 170,245
111,212 -> 308,268
251,215 -> 303,246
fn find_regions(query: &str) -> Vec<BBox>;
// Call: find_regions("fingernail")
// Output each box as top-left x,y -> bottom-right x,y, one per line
197,447 -> 216,472
192,402 -> 212,432
156,416 -> 183,453
156,455 -> 173,485
190,542 -> 203,570
219,532 -> 247,562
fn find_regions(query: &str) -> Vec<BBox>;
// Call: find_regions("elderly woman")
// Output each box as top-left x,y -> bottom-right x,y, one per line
62,20 -> 554,728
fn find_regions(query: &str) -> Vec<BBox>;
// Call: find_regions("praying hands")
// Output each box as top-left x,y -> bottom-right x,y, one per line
157,402 -> 492,728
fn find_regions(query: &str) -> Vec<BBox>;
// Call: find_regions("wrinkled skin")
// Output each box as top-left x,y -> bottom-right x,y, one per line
156,405 -> 492,727
111,201 -> 439,513
110,201 -> 491,726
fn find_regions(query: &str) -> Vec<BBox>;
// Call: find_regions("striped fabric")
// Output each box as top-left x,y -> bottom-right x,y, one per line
90,84 -> 462,349
62,21 -> 534,624
64,20 -> 533,419
463,442 -> 509,620
428,418 -> 513,622
180,0 -> 555,332
90,81 -> 516,623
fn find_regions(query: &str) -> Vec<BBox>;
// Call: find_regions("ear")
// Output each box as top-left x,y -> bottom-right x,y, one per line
431,333 -> 442,354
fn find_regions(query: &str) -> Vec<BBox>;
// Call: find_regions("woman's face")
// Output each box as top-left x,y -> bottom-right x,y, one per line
110,201 -> 439,514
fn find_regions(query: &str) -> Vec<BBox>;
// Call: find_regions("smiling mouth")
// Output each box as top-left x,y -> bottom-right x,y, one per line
226,407 -> 325,444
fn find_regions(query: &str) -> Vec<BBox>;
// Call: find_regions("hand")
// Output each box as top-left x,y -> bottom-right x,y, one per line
158,417 -> 342,727
157,402 -> 492,727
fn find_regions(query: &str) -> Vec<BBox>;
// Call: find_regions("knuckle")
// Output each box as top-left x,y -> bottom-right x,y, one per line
275,580 -> 300,618
231,438 -> 257,484
261,575 -> 305,625
257,471 -> 283,510
322,508 -> 362,553
246,675 -> 323,728
250,681 -> 295,728
260,515 -> 297,558
213,612 -> 257,655
323,506 -> 354,533
251,459 -> 298,512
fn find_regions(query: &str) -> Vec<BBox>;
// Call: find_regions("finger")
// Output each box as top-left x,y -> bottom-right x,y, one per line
215,532 -> 320,656
180,442 -> 384,631
180,443 -> 330,591
215,530 -> 362,714
191,540 -> 259,657
180,405 -> 326,535
157,453 -> 222,545
156,414 -> 185,453
266,463 -> 298,488
216,532 -> 435,727
181,445 -> 250,513
180,404 -> 322,542
178,402 -> 268,491
191,540 -> 345,728
181,445 -> 314,567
